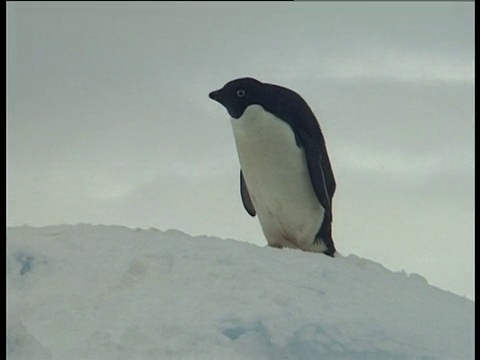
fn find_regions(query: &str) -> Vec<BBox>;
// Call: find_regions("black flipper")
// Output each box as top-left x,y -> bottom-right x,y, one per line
296,128 -> 337,256
240,170 -> 256,217
296,128 -> 335,210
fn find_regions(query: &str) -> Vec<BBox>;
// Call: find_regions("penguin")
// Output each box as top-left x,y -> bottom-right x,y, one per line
209,77 -> 337,257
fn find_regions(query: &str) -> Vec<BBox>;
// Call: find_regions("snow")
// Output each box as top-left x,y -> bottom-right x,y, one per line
7,224 -> 474,360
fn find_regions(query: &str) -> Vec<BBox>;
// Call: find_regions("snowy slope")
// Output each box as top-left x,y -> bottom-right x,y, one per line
7,225 -> 474,360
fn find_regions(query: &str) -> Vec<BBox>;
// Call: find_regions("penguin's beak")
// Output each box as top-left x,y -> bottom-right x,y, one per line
209,89 -> 221,102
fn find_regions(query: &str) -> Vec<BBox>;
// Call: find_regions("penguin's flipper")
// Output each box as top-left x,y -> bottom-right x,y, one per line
296,128 -> 335,211
296,128 -> 337,255
240,170 -> 256,217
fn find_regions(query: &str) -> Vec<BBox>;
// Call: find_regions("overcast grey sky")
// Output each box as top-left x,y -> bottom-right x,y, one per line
7,2 -> 474,299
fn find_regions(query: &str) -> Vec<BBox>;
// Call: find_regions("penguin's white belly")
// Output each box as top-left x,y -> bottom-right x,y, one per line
231,104 -> 326,252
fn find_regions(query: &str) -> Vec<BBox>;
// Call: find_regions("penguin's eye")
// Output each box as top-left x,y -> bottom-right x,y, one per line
236,89 -> 246,98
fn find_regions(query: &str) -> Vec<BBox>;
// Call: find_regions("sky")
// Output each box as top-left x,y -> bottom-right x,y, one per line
7,2 -> 474,299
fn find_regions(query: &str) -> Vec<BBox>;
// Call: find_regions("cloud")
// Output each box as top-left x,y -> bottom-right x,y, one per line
322,44 -> 474,83
334,143 -> 443,184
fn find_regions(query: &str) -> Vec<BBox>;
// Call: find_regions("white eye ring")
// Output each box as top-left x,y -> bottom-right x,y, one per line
236,89 -> 246,98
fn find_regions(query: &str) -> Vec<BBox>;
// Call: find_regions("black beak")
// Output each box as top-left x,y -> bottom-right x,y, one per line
209,89 -> 221,101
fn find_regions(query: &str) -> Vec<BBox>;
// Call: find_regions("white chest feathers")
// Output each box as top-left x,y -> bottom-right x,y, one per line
230,104 -> 326,252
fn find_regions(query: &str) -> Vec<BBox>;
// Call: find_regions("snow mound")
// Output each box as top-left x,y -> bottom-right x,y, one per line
7,225 -> 474,360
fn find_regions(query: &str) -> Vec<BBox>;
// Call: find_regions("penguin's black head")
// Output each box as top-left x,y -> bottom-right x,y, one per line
209,77 -> 264,119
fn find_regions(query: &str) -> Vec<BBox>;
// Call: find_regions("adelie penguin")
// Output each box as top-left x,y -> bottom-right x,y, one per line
209,77 -> 337,257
